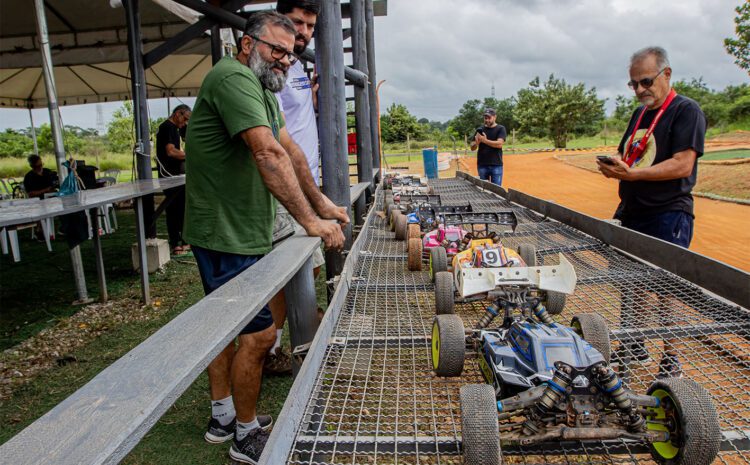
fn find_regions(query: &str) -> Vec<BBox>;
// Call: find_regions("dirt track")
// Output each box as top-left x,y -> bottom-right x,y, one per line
451,152 -> 750,272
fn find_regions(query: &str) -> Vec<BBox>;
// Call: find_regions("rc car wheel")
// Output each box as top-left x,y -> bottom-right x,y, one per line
518,243 -> 537,267
407,223 -> 421,240
544,291 -> 566,315
460,384 -> 502,465
430,247 -> 448,282
435,271 -> 455,315
646,378 -> 720,465
432,314 -> 465,376
384,192 -> 393,211
571,313 -> 611,363
387,205 -> 398,230
408,238 -> 423,271
395,214 -> 408,240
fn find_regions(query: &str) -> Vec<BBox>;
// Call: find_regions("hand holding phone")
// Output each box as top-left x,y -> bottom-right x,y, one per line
597,155 -> 616,166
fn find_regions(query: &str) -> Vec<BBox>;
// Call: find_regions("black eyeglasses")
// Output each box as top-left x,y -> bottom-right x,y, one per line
627,67 -> 667,90
250,35 -> 298,65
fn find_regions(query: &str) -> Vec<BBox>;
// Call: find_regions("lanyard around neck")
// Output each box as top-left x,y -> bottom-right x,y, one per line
623,88 -> 677,167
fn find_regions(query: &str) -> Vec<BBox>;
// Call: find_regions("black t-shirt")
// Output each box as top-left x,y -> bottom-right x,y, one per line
23,168 -> 57,197
156,119 -> 184,178
615,94 -> 706,219
476,124 -> 507,166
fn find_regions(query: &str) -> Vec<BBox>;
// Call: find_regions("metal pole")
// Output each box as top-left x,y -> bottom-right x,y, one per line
284,256 -> 318,376
33,0 -> 91,303
317,0 -> 352,280
365,0 -> 381,180
209,0 -> 222,65
124,0 -> 156,238
351,0 -> 374,191
134,197 -> 151,304
32,0 -> 66,179
90,208 -> 109,303
28,108 -> 39,156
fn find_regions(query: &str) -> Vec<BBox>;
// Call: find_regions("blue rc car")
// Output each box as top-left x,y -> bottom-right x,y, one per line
431,287 -> 721,465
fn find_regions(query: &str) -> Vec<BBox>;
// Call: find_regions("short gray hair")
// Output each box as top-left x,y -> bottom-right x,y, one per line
244,10 -> 296,38
630,46 -> 670,69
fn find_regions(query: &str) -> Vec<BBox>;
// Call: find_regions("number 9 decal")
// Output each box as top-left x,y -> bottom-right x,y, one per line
483,249 -> 500,266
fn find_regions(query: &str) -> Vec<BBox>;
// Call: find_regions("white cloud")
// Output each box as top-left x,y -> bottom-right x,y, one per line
374,0 -> 748,121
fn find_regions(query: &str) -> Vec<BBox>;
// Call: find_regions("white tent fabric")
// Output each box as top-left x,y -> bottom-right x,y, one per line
0,0 -> 214,109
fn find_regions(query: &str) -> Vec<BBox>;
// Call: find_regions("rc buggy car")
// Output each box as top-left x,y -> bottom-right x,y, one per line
405,211 -> 519,272
383,193 -> 441,236
430,264 -> 721,465
383,173 -> 431,195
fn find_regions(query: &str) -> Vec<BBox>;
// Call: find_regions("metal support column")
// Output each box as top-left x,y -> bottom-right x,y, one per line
317,0 -> 352,279
284,256 -> 318,376
365,0 -> 381,181
90,208 -> 108,303
28,108 -> 39,156
134,197 -> 150,304
209,0 -> 223,64
123,0 -> 156,239
34,0 -> 90,303
351,0 -> 374,193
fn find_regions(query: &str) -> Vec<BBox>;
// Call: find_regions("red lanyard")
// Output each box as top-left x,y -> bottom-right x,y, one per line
623,89 -> 677,167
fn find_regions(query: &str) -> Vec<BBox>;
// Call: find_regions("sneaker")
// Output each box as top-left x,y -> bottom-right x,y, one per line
204,415 -> 273,444
264,347 -> 293,375
657,355 -> 683,379
205,417 -> 236,444
229,427 -> 271,464
613,340 -> 651,364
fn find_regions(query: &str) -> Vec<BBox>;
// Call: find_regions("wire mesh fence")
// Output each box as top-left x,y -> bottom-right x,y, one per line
287,178 -> 750,464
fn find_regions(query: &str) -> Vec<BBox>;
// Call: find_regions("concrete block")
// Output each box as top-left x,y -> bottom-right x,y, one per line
131,238 -> 170,274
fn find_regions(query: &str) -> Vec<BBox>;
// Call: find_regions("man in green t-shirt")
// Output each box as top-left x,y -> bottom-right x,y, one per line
183,10 -> 348,464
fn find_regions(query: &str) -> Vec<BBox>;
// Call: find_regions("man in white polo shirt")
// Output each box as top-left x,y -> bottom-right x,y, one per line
266,0 -> 324,375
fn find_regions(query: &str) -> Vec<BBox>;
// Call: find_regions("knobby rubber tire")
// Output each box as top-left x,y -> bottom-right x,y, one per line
460,384 -> 502,465
435,271 -> 455,315
408,238 -> 423,271
571,313 -> 611,363
432,314 -> 465,376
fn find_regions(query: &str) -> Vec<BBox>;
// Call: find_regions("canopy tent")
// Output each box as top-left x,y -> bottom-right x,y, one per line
0,0 -> 213,109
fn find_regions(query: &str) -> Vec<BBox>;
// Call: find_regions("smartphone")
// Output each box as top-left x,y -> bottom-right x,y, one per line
597,155 -> 616,165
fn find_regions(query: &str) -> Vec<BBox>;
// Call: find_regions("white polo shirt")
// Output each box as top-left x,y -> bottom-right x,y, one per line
276,61 -> 320,185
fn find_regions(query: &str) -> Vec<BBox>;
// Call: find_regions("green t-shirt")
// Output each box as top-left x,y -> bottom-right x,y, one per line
183,56 -> 285,255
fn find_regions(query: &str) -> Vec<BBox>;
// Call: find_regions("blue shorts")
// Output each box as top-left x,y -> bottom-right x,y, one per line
621,210 -> 694,248
192,245 -> 274,335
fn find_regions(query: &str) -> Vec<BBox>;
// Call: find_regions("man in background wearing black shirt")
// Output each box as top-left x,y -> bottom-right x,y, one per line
156,104 -> 191,255
470,108 -> 507,186
23,154 -> 57,198
597,46 -> 706,379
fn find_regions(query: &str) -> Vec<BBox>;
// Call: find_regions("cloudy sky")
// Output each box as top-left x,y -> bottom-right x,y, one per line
374,0 -> 748,122
0,0 -> 747,130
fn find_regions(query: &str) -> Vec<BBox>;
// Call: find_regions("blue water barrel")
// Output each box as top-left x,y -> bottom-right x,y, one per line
422,148 -> 438,179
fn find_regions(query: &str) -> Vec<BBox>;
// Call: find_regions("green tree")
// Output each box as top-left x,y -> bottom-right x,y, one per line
725,1 -> 750,75
0,129 -> 34,158
515,75 -> 605,148
380,103 -> 424,143
37,124 -> 85,154
106,101 -> 136,153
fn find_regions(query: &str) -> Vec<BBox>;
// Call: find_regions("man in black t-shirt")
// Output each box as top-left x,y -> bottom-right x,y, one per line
470,108 -> 507,186
597,46 -> 706,379
23,154 -> 57,198
156,104 -> 191,254
597,47 -> 705,248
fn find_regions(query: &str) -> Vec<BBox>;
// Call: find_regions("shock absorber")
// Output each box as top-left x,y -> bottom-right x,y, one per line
533,300 -> 553,325
476,302 -> 501,329
523,365 -> 572,435
595,364 -> 645,432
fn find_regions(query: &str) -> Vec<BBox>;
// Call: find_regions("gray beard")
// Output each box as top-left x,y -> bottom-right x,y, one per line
248,47 -> 288,92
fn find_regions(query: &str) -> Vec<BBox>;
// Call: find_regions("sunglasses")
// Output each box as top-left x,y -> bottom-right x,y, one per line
627,67 -> 667,90
250,35 -> 298,65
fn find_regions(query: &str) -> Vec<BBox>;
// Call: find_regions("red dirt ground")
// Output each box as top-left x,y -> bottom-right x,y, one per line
453,152 -> 750,272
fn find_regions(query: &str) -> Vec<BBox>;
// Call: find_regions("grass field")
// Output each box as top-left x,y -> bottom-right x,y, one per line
702,149 -> 750,161
0,209 -> 327,463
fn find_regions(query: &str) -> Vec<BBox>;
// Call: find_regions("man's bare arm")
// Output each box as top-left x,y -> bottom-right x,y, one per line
278,126 -> 350,225
597,149 -> 697,181
241,126 -> 344,249
165,143 -> 185,160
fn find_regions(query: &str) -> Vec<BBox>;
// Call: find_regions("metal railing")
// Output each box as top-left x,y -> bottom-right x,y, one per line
0,185 -> 372,465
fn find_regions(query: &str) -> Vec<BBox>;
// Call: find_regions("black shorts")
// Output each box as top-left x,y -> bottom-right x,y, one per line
192,245 -> 274,335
